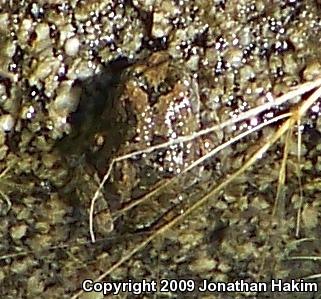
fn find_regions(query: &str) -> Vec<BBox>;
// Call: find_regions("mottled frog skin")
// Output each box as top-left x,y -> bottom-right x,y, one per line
120,51 -> 202,176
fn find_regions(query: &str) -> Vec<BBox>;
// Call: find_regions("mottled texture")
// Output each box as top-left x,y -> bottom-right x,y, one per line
1,1 -> 321,299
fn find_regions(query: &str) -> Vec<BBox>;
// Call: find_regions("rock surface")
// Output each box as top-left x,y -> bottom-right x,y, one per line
1,1 -> 321,299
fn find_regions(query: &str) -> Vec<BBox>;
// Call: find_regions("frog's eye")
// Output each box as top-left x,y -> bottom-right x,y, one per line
91,133 -> 105,153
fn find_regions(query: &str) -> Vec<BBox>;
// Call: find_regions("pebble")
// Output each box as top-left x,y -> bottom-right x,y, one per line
152,11 -> 171,38
224,48 -> 243,68
10,223 -> 28,240
303,61 -> 321,81
54,82 -> 80,113
133,0 -> 156,11
302,203 -> 319,229
64,36 -> 80,56
80,292 -> 104,299
239,65 -> 255,84
0,13 -> 9,33
0,114 -> 15,132
29,57 -> 60,85
27,274 -> 45,296
67,59 -> 94,80
189,254 -> 217,273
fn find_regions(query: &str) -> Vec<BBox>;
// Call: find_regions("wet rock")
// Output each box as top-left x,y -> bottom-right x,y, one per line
303,61 -> 321,81
64,36 -> 81,56
0,114 -> 14,132
10,223 -> 28,240
225,48 -> 244,69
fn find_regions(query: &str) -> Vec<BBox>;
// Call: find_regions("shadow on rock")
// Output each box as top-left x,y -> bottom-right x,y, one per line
56,56 -> 135,174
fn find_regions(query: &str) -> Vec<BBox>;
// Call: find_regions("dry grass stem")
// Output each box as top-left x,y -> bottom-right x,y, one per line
294,85 -> 321,237
0,166 -> 12,213
273,124 -> 292,217
287,256 -> 321,261
301,274 -> 321,280
295,116 -> 304,238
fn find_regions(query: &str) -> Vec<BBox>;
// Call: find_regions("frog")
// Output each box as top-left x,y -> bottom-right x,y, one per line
57,52 -> 203,232
119,51 -> 202,177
